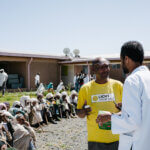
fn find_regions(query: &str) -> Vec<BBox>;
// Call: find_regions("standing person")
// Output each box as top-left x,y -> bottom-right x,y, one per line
73,73 -> 77,88
77,57 -> 123,150
96,41 -> 150,150
75,73 -> 79,92
0,69 -> 8,96
83,74 -> 89,84
35,73 -> 40,88
78,73 -> 84,89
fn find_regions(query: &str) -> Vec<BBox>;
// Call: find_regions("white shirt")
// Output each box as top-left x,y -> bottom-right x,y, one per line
73,76 -> 77,86
70,96 -> 78,104
32,104 -> 43,125
56,81 -> 63,92
0,72 -> 8,86
83,75 -> 89,84
35,74 -> 40,85
111,66 -> 150,150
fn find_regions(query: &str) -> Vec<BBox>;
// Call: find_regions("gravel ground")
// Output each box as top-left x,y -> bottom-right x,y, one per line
36,117 -> 88,150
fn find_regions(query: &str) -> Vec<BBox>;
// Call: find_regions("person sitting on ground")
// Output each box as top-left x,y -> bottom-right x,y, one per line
0,111 -> 13,148
61,91 -> 70,119
69,90 -> 78,108
46,93 -> 57,124
54,92 -> 63,118
56,80 -> 64,93
20,96 -> 31,121
50,93 -> 61,121
20,96 -> 31,113
30,98 -> 43,128
16,114 -> 36,149
36,83 -> 45,95
3,102 -> 10,111
11,116 -> 31,150
62,91 -> 77,118
68,91 -> 77,117
47,82 -> 54,93
37,93 -> 50,125
9,101 -> 25,117
0,103 -> 7,111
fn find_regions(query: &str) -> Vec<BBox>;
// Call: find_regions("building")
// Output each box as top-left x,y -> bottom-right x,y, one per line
59,53 -> 150,85
1,50 -> 150,90
0,50 -> 69,90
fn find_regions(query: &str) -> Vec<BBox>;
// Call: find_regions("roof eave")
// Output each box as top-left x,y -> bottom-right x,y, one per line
0,52 -> 70,60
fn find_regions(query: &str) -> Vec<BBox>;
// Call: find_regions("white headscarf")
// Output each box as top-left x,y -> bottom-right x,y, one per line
20,96 -> 30,107
46,93 -> 54,99
13,101 -> 21,108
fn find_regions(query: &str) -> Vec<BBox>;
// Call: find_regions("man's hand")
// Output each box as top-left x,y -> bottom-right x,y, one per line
24,120 -> 30,126
96,113 -> 111,126
77,100 -> 92,118
115,102 -> 122,110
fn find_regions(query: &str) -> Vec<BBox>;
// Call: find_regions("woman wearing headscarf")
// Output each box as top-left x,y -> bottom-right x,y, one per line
0,103 -> 7,111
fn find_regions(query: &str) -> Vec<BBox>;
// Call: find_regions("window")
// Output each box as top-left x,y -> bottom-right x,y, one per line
111,64 -> 120,69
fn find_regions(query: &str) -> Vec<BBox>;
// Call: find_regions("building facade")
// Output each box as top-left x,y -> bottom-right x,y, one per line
1,51 -> 150,90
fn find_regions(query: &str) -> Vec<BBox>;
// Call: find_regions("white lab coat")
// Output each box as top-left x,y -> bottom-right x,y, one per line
0,71 -> 8,87
35,74 -> 40,85
111,66 -> 150,150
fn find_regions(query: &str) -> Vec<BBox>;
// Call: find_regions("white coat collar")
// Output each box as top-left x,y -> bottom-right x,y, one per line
131,65 -> 149,75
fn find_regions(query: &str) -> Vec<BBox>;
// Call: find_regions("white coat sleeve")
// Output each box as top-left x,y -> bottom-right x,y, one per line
111,77 -> 142,134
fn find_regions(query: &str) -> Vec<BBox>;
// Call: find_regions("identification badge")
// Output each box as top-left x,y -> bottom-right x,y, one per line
91,93 -> 115,103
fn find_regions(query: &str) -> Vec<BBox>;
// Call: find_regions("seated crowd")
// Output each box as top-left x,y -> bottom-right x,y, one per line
0,90 -> 78,150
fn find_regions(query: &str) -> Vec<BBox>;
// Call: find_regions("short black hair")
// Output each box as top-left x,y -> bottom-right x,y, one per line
92,57 -> 109,66
121,41 -> 144,64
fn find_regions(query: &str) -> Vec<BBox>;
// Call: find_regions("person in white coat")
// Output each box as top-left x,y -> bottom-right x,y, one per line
96,41 -> 150,150
35,73 -> 40,88
0,69 -> 8,96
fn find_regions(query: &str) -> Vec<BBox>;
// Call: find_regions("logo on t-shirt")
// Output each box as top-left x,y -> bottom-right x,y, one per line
91,93 -> 115,103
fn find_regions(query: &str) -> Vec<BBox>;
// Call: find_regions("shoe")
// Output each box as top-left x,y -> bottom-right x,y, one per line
66,111 -> 70,119
50,120 -> 57,124
55,117 -> 61,121
49,118 -> 57,124
71,114 -> 77,118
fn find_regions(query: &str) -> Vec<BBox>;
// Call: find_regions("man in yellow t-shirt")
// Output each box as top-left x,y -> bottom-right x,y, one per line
77,57 -> 123,150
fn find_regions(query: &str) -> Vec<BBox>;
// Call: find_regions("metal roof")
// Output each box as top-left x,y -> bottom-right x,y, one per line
0,50 -> 70,60
59,51 -> 150,64
1,49 -> 150,63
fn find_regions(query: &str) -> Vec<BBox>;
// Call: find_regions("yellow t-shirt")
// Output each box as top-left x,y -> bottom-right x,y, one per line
77,79 -> 123,143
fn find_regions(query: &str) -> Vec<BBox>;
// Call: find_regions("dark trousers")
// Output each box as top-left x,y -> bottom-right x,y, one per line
0,81 -> 6,96
88,141 -> 119,150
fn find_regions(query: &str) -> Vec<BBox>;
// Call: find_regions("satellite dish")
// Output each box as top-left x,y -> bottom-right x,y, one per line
63,48 -> 70,56
73,49 -> 80,57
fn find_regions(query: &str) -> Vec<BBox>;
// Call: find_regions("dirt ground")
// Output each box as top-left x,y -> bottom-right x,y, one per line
36,117 -> 88,150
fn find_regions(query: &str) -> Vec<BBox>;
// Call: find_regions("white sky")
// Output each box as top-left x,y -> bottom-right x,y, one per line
0,0 -> 150,57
